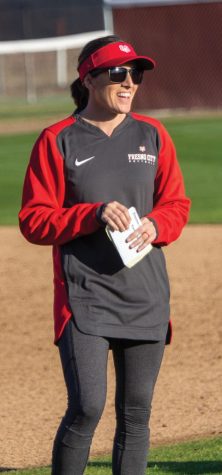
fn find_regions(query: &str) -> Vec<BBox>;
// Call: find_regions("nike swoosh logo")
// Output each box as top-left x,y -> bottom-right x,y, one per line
75,156 -> 95,167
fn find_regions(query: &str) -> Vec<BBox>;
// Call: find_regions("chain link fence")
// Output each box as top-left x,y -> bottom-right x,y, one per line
113,1 -> 222,110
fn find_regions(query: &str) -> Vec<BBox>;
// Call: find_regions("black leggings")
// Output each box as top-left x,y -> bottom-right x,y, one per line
52,317 -> 165,475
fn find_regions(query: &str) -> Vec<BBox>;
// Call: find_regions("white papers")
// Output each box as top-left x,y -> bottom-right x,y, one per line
106,207 -> 152,268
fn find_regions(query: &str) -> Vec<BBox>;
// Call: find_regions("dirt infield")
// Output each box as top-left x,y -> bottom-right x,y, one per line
0,225 -> 221,470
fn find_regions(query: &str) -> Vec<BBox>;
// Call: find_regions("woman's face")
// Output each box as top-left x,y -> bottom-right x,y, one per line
85,62 -> 140,117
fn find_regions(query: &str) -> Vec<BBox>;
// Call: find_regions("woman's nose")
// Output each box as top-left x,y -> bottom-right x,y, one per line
121,70 -> 134,87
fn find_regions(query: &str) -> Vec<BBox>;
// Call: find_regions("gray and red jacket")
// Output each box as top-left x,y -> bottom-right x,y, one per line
19,112 -> 191,344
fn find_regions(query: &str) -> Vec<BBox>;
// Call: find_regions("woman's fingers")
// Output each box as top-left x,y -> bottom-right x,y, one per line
126,217 -> 157,251
101,206 -> 157,250
101,201 -> 131,231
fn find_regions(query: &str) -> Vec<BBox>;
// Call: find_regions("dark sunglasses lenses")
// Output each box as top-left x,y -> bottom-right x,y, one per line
109,67 -> 143,84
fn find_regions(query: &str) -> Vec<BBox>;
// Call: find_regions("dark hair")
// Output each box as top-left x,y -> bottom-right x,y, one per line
70,35 -> 122,113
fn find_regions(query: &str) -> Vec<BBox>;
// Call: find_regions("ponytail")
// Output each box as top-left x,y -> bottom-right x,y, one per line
70,78 -> 89,114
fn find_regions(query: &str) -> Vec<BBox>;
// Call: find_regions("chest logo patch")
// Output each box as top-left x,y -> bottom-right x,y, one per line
75,156 -> 95,167
128,152 -> 156,165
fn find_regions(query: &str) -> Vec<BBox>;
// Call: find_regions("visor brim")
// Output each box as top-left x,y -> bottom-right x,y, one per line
94,55 -> 155,71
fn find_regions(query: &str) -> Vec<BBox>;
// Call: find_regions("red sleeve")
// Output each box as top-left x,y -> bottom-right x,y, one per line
147,121 -> 191,246
19,127 -> 103,245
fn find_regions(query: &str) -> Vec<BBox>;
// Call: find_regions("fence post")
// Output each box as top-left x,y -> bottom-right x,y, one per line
57,49 -> 67,87
0,55 -> 6,96
24,52 -> 37,103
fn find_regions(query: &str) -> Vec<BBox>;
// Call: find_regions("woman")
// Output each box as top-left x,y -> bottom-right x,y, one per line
19,35 -> 191,475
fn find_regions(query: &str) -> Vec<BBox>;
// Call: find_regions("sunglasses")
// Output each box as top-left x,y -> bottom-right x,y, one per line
90,67 -> 144,85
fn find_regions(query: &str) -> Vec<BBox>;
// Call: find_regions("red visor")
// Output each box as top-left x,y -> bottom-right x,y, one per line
78,41 -> 155,81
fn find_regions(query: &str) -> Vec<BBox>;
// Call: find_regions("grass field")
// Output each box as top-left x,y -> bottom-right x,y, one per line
0,132 -> 37,224
1,437 -> 221,474
0,106 -> 221,225
161,116 -> 222,223
0,94 -> 72,120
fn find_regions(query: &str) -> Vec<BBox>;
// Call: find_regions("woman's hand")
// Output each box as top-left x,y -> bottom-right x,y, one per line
101,201 -> 131,231
126,217 -> 157,252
